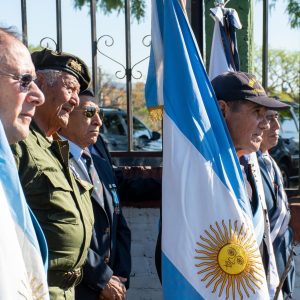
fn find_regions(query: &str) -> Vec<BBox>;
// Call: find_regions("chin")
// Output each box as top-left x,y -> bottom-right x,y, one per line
247,143 -> 260,154
11,127 -> 29,144
58,117 -> 69,128
89,137 -> 97,145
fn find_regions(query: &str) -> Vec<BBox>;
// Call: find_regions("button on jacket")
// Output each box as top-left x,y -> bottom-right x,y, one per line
75,137 -> 131,300
11,122 -> 94,300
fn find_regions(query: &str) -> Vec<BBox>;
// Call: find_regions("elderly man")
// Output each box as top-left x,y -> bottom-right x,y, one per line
211,71 -> 289,297
0,27 -> 48,298
59,89 -> 131,300
11,49 -> 94,300
257,109 -> 295,298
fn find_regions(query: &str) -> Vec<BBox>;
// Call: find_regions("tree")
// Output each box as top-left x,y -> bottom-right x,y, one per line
28,44 -> 42,53
270,0 -> 300,29
73,0 -> 300,28
73,0 -> 146,22
254,47 -> 300,102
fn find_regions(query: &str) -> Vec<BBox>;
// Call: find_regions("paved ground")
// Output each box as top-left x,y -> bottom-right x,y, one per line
123,208 -> 162,300
123,207 -> 300,300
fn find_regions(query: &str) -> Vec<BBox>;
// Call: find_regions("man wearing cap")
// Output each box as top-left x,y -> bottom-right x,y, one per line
59,89 -> 131,300
211,71 -> 289,298
0,26 -> 49,299
11,48 -> 94,300
257,109 -> 295,298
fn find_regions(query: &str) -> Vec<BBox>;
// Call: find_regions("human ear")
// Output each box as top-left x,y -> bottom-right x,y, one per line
218,100 -> 228,118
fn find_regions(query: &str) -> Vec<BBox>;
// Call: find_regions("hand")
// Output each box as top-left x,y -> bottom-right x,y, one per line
99,276 -> 127,300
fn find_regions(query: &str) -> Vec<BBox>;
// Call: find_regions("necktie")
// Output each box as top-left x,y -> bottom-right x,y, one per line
82,149 -> 104,207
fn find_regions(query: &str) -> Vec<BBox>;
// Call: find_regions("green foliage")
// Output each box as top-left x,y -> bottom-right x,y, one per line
287,0 -> 300,28
270,0 -> 300,28
73,0 -> 146,22
28,44 -> 42,53
254,47 -> 300,101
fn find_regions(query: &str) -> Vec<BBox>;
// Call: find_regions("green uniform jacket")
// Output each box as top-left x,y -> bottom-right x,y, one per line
11,122 -> 94,300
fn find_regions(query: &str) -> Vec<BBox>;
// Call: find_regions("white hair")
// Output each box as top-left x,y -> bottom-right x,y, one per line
36,69 -> 63,86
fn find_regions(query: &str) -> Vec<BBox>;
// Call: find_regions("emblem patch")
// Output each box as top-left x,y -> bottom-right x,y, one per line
68,59 -> 82,73
195,220 -> 264,299
18,275 -> 48,299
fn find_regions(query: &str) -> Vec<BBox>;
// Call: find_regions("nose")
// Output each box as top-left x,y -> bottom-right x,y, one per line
26,81 -> 45,106
260,117 -> 270,131
259,110 -> 270,131
70,92 -> 80,107
92,112 -> 102,127
273,117 -> 280,130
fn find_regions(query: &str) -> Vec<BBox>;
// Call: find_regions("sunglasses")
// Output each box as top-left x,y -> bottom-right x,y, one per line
76,106 -> 104,120
0,69 -> 37,92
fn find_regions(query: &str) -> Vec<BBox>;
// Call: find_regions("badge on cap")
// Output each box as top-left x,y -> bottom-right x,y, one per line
248,78 -> 256,88
68,59 -> 82,73
248,77 -> 264,93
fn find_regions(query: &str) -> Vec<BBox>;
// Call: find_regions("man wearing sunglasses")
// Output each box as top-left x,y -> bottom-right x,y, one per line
11,49 -> 94,300
60,89 -> 131,300
0,27 -> 49,298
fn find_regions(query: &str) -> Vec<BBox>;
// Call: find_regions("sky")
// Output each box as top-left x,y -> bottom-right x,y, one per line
0,0 -> 299,83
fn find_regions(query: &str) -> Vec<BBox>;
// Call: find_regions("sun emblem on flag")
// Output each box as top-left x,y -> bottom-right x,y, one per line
18,275 -> 48,300
195,220 -> 264,299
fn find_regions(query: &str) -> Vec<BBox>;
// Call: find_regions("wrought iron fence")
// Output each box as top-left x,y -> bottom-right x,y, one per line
18,0 -> 269,161
19,0 -> 163,162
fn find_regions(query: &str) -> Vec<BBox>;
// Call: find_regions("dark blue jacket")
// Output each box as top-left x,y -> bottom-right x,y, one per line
257,152 -> 295,297
75,137 -> 131,300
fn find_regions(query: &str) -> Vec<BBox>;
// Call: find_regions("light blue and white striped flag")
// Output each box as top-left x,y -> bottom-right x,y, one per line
0,120 -> 49,299
146,0 -> 270,299
209,5 -> 281,297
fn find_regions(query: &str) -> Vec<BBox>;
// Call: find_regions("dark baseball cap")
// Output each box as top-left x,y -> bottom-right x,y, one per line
31,48 -> 91,91
211,71 -> 289,110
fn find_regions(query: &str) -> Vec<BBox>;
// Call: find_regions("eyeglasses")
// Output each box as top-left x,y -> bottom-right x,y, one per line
75,106 -> 104,120
0,69 -> 37,92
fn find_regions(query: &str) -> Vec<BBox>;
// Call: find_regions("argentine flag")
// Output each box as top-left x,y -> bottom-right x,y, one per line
209,4 -> 281,298
0,120 -> 49,299
146,0 -> 270,299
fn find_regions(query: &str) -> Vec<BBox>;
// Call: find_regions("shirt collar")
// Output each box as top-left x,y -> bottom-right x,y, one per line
69,141 -> 83,161
59,135 -> 83,161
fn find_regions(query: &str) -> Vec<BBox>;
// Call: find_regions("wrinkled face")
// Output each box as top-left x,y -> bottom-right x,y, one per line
60,95 -> 102,148
220,100 -> 270,154
36,72 -> 80,133
261,110 -> 280,151
0,39 -> 45,144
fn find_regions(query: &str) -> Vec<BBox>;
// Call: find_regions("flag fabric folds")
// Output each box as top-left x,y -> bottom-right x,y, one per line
146,0 -> 270,299
145,0 -> 164,120
0,120 -> 49,299
208,6 -> 242,80
208,4 -> 281,298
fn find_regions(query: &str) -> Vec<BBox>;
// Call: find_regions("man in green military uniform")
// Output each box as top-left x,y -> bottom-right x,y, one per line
11,49 -> 94,300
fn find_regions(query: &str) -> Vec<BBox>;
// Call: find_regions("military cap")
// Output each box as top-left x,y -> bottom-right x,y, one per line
31,48 -> 91,91
79,88 -> 94,97
211,71 -> 289,110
